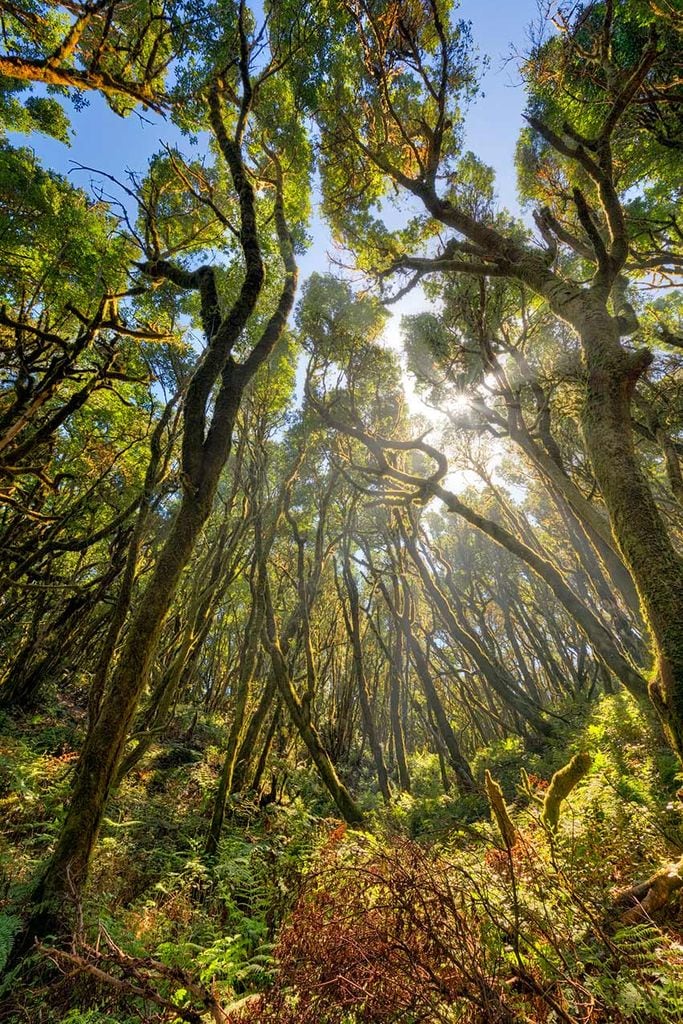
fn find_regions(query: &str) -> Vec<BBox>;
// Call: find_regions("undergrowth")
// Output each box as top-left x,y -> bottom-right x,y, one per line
1,694 -> 682,1023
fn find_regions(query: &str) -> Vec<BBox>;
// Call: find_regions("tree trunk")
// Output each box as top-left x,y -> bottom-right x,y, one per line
511,421 -> 642,617
402,528 -> 554,739
378,574 -> 476,794
263,581 -> 363,825
406,629 -> 475,793
341,553 -> 392,804
577,313 -> 683,757
24,488 -> 221,943
231,671 -> 276,794
389,628 -> 411,793
206,568 -> 264,857
251,700 -> 281,795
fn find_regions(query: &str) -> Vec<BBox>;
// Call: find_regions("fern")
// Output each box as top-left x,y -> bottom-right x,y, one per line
586,923 -> 683,1023
0,912 -> 20,973
612,922 -> 662,966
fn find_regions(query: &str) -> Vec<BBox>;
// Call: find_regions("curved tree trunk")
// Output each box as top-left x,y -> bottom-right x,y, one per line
376,571 -> 476,795
205,561 -> 265,857
577,312 -> 683,757
231,672 -> 276,794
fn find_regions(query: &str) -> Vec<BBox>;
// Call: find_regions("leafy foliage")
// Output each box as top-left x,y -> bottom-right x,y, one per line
1,3 -> 683,1023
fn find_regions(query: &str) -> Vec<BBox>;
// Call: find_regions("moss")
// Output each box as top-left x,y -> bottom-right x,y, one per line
484,770 -> 517,848
542,752 -> 592,831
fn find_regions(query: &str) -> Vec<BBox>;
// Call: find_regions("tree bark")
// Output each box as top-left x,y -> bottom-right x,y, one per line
205,558 -> 265,857
377,572 -> 476,795
576,310 -> 683,756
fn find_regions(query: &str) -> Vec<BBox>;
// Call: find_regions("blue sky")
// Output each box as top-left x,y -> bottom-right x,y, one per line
19,0 -> 542,253
10,0 -> 545,439
459,0 -> 543,212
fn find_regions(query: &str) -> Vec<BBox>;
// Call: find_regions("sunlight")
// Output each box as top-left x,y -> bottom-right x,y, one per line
378,326 -> 493,495
447,392 -> 472,415
379,325 -> 445,424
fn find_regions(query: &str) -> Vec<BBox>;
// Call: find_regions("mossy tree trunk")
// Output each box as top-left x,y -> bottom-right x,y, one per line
230,671 -> 276,794
205,551 -> 266,857
88,393 -> 181,723
575,309 -> 683,756
17,82 -> 299,949
375,570 -> 476,795
400,523 -> 554,740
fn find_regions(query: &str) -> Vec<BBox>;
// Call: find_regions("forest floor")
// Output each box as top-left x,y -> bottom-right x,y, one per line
2,691 -> 683,1023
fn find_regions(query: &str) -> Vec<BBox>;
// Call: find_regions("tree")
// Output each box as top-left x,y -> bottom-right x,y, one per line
294,0 -> 683,755
0,0 -> 179,114
18,4 -> 305,945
